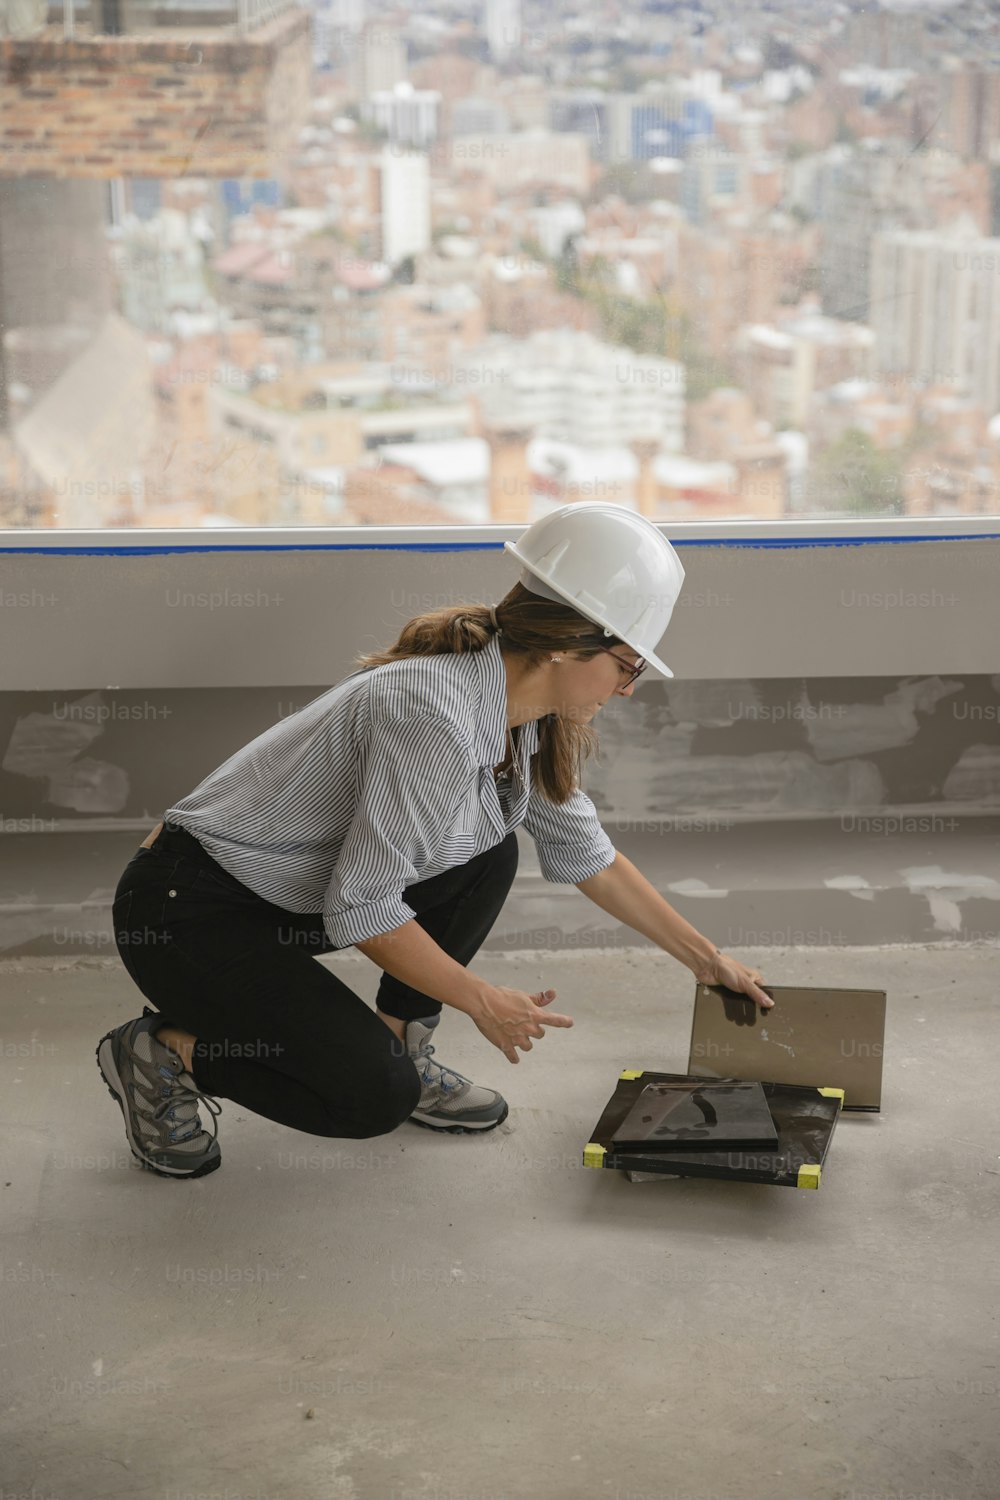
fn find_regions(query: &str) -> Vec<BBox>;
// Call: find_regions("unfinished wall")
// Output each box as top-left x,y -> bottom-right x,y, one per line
0,530 -> 997,824
0,531 -> 997,953
1,673 -> 999,828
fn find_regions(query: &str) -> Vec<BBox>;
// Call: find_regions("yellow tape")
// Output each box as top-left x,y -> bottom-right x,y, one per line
797,1163 -> 821,1189
619,1069 -> 644,1080
818,1087 -> 845,1102
583,1143 -> 607,1169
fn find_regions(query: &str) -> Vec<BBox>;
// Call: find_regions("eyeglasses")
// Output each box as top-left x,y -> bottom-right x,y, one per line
595,646 -> 646,687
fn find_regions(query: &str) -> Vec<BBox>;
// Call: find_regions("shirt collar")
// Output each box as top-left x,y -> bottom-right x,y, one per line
469,633 -> 540,770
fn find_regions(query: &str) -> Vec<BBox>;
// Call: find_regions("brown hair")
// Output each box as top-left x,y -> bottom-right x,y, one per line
352,581 -> 625,804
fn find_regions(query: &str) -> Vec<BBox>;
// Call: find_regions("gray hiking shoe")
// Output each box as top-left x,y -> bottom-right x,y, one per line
96,1005 -> 222,1179
405,1014 -> 508,1133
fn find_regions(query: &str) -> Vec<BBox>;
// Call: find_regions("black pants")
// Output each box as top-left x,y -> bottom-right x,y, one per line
111,820 -> 519,1139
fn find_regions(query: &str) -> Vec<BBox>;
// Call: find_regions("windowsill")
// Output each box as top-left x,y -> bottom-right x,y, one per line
2,515 -> 1000,549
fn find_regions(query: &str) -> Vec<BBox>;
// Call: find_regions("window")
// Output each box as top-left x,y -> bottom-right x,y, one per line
1,5 -> 998,530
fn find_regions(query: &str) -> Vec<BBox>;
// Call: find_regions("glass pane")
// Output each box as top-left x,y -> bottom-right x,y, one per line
688,982 -> 887,1110
610,1079 -> 779,1151
2,4 -> 998,528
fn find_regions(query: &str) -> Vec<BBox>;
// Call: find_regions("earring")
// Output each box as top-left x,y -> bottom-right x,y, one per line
551,656 -> 562,662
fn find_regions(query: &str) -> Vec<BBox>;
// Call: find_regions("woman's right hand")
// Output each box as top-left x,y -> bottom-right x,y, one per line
470,984 -> 573,1064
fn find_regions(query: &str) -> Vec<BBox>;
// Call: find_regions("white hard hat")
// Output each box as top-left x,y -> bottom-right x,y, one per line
503,502 -> 685,679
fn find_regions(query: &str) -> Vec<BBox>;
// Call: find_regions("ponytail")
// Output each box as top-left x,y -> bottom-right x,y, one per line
352,582 -> 616,803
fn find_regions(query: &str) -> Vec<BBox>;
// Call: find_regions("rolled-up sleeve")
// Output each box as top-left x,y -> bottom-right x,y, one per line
521,781 -> 617,885
324,713 -> 473,947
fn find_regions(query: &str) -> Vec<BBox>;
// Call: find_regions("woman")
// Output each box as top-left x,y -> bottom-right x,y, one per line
97,502 -> 771,1181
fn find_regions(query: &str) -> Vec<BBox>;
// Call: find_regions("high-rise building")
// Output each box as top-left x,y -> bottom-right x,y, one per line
733,310 -> 874,431
330,0 -> 365,26
939,65 -> 1000,161
870,217 -> 1000,416
378,151 -> 431,268
818,150 -> 904,323
455,329 -> 685,451
313,0 -> 366,71
991,151 -> 1000,238
842,9 -> 930,71
680,148 -> 747,226
350,21 -> 407,102
549,88 -> 690,166
366,82 -> 440,148
818,141 -> 991,322
114,209 -> 212,335
485,0 -> 521,63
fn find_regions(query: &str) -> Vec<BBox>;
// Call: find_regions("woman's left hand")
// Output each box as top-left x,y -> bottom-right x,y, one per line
693,950 -> 773,1010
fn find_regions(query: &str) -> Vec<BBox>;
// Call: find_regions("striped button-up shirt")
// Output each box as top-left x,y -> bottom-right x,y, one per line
164,632 -> 617,948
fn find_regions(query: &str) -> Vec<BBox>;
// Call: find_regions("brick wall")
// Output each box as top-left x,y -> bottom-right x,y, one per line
0,9 -> 311,178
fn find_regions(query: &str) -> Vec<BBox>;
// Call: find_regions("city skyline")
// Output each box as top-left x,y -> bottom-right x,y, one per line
1,0 -> 999,526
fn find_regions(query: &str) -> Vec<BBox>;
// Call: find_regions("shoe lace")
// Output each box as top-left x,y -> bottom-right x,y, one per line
415,1038 -> 469,1097
153,1065 -> 222,1145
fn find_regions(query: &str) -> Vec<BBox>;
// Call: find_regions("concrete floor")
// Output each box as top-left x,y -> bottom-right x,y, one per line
2,943 -> 999,1500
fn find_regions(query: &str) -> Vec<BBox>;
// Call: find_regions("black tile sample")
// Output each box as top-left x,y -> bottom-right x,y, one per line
610,1079 -> 779,1152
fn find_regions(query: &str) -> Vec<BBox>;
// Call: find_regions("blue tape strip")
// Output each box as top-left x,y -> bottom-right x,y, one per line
0,541 -> 499,556
1,533 -> 999,555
